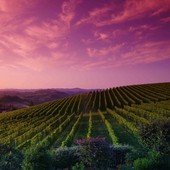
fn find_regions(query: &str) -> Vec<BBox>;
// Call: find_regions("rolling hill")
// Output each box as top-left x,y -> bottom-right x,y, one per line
0,82 -> 169,152
0,88 -> 91,112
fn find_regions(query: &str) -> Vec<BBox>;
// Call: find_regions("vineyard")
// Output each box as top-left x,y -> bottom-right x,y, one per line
0,82 -> 169,155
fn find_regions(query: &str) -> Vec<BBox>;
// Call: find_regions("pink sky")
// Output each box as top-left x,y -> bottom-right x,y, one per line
0,0 -> 170,89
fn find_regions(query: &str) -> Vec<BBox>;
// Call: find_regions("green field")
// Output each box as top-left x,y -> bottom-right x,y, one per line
0,83 -> 170,169
0,83 -> 169,150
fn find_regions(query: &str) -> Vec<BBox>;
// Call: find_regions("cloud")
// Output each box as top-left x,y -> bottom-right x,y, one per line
119,40 -> 170,66
129,24 -> 156,32
51,51 -> 65,60
81,60 -> 107,70
0,0 -> 37,26
0,33 -> 37,57
76,4 -> 113,26
109,0 -> 170,24
0,0 -> 83,71
0,0 -> 34,13
81,28 -> 127,47
25,21 -> 65,42
60,0 -> 82,27
160,16 -> 170,23
85,40 -> 170,69
87,44 -> 124,57
76,0 -> 170,27
24,0 -> 82,50
17,56 -> 51,71
81,38 -> 94,45
46,42 -> 60,49
0,0 -> 169,74
94,31 -> 109,41
128,24 -> 160,38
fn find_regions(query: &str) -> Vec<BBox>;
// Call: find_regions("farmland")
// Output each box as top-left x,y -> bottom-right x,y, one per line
0,82 -> 170,169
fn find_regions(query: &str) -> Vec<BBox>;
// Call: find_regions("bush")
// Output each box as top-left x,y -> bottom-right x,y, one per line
126,146 -> 170,170
75,137 -> 132,168
53,146 -> 82,169
75,137 -> 115,168
22,146 -> 53,170
112,145 -> 132,165
139,120 -> 170,153
133,151 -> 161,170
71,162 -> 85,170
52,137 -> 132,169
125,147 -> 149,166
0,144 -> 23,170
0,138 -> 131,170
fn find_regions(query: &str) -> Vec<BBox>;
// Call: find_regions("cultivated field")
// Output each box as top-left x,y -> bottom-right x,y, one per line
0,83 -> 169,152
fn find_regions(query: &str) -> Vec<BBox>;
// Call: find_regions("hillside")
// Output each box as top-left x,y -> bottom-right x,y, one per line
0,82 -> 169,152
0,95 -> 30,112
0,95 -> 27,103
0,88 -> 90,112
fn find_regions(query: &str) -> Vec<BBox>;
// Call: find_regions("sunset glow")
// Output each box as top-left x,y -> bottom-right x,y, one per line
0,0 -> 170,89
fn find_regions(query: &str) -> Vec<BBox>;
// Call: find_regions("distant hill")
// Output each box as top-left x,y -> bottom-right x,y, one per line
0,95 -> 30,112
0,88 -> 92,112
0,95 -> 26,103
22,89 -> 69,105
54,88 -> 96,95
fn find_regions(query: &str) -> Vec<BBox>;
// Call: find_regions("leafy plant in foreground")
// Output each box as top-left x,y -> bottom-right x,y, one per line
138,120 -> 170,153
22,146 -> 53,170
75,137 -> 131,169
0,144 -> 23,170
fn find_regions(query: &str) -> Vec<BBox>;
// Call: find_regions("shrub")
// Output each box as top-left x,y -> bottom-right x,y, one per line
112,145 -> 132,165
75,137 -> 132,168
71,162 -> 85,170
125,147 -> 149,166
53,146 -> 82,169
139,120 -> 170,153
133,151 -> 161,170
0,144 -> 23,170
52,138 -> 132,169
126,146 -> 170,170
75,137 -> 115,168
0,139 -> 132,170
22,146 -> 53,170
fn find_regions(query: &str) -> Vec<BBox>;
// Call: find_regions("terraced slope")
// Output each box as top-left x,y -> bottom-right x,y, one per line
0,82 -> 169,152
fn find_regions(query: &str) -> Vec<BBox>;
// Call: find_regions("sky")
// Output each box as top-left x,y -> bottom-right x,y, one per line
0,0 -> 170,89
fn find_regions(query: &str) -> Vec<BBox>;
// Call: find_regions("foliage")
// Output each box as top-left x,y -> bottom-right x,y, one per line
112,145 -> 132,165
87,111 -> 92,138
75,137 -> 131,168
133,151 -> 163,170
107,108 -> 138,135
138,120 -> 170,153
0,83 -> 170,169
98,110 -> 118,144
0,83 -> 169,150
61,113 -> 82,147
71,162 -> 85,170
52,137 -> 132,169
115,107 -> 149,125
53,146 -> 82,169
126,146 -> 170,170
22,146 -> 53,170
0,144 -> 23,170
75,137 -> 114,168
125,147 -> 148,166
